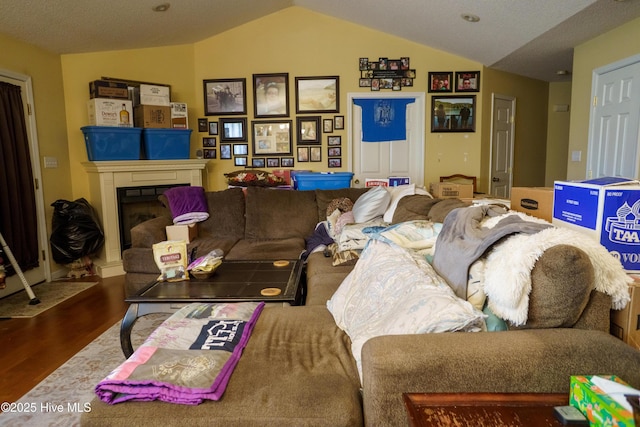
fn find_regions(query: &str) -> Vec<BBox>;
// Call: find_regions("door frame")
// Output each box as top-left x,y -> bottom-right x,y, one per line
489,93 -> 516,197
347,91 -> 426,187
587,53 -> 640,180
0,68 -> 51,290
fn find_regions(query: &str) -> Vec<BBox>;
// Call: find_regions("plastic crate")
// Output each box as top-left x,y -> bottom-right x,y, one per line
142,128 -> 192,160
294,172 -> 354,190
81,126 -> 142,161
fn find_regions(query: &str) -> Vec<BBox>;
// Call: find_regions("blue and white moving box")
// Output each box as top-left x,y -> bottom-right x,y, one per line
552,177 -> 640,272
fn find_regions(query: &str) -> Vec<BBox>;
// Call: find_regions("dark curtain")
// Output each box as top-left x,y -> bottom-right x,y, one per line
0,82 -> 39,273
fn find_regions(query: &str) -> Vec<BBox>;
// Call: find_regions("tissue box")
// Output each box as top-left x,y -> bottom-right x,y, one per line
570,375 -> 635,426
166,224 -> 198,243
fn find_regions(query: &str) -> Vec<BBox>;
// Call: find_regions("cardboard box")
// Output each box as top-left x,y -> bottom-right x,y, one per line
89,79 -> 129,99
511,187 -> 554,222
139,84 -> 170,106
552,177 -> 640,272
365,179 -> 389,187
170,102 -> 188,129
87,99 -> 133,127
166,224 -> 198,243
429,182 -> 474,199
389,177 -> 410,187
611,276 -> 640,350
570,375 -> 636,426
134,105 -> 171,128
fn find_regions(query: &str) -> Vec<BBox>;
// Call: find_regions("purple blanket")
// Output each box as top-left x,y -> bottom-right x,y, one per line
164,186 -> 209,225
95,302 -> 264,405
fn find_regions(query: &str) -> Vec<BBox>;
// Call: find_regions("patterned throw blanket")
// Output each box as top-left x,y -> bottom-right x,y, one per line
95,302 -> 264,405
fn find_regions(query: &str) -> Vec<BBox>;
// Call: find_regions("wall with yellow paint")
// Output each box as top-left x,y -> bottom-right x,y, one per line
568,16 -> 640,180
545,81 -> 572,186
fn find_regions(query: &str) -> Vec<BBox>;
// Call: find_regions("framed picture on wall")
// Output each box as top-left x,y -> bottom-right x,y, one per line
220,143 -> 232,159
295,76 -> 339,114
198,118 -> 209,132
251,120 -> 293,156
310,146 -> 321,162
455,71 -> 481,92
281,157 -> 294,167
203,78 -> 247,115
253,73 -> 289,118
431,95 -> 476,133
220,117 -> 247,142
267,158 -> 280,167
297,116 -> 321,144
428,72 -> 453,93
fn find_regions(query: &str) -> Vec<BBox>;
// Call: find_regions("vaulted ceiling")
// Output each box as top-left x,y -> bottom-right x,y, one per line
1,0 -> 639,82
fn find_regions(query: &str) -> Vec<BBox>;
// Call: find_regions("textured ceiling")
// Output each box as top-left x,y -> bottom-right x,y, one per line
1,0 -> 640,82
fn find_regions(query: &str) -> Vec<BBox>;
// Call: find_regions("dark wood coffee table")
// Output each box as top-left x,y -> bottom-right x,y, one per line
403,392 -> 570,426
120,259 -> 304,357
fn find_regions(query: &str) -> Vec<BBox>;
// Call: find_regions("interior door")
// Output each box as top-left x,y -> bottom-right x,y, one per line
0,70 -> 49,297
490,94 -> 516,197
587,59 -> 640,179
348,92 -> 425,188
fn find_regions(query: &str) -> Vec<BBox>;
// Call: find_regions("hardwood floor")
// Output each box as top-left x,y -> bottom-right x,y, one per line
0,275 -> 128,404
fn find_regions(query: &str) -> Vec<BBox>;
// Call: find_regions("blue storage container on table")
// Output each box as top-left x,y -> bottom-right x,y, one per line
142,128 -> 192,160
294,172 -> 354,190
81,126 -> 142,161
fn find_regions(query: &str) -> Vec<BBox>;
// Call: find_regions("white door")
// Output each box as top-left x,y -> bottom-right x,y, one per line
348,92 -> 425,188
0,70 -> 49,298
588,57 -> 640,179
490,94 -> 516,197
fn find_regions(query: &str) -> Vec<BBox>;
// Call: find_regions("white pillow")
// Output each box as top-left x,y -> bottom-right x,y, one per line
352,185 -> 391,223
383,184 -> 415,222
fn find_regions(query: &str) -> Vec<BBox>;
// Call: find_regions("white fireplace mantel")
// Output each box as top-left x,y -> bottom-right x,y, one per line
82,160 -> 209,277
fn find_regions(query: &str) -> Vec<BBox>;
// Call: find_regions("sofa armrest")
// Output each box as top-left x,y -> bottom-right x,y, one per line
361,329 -> 640,427
130,216 -> 172,248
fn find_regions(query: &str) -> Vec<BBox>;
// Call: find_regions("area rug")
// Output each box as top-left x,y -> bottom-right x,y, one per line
0,281 -> 98,318
0,313 -> 168,426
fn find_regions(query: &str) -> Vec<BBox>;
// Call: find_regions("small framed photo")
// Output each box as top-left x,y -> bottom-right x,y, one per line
220,143 -> 232,159
295,76 -> 339,114
310,146 -> 321,162
203,137 -> 216,147
432,95 -> 476,132
203,148 -> 216,159
455,71 -> 481,92
334,115 -> 344,130
428,72 -> 453,93
371,79 -> 380,91
253,73 -> 289,118
359,58 -> 369,70
252,158 -> 266,168
220,117 -> 247,142
198,118 -> 208,132
328,158 -> 342,168
328,135 -> 341,146
233,143 -> 248,156
267,158 -> 280,168
281,157 -> 294,167
234,157 -> 247,167
328,147 -> 341,157
323,118 -> 333,133
203,78 -> 247,115
208,121 -> 218,135
252,120 -> 293,155
359,78 -> 372,87
297,116 -> 321,144
400,57 -> 410,70
379,58 -> 388,70
297,146 -> 309,162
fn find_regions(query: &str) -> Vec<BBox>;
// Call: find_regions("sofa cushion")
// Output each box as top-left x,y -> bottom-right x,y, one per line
197,188 -> 246,240
315,188 -> 369,222
244,187 -> 318,240
81,306 -> 363,426
352,185 -> 390,223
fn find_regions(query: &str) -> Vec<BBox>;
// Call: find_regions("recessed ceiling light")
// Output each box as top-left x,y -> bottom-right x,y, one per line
152,3 -> 170,12
461,13 -> 480,23
556,70 -> 571,75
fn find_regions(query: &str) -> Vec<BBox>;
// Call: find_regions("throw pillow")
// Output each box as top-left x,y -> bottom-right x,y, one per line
352,185 -> 391,223
383,184 -> 415,222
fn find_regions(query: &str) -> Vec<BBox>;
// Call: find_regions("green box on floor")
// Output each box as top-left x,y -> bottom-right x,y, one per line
570,375 -> 635,426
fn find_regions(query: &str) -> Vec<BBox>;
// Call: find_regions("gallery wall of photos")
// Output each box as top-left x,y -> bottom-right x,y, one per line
196,74 -> 344,171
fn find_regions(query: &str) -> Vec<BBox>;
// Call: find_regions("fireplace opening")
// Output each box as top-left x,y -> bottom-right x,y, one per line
116,184 -> 188,251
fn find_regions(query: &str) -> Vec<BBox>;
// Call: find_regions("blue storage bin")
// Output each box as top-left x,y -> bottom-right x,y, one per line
294,172 -> 354,190
81,126 -> 142,161
142,128 -> 192,160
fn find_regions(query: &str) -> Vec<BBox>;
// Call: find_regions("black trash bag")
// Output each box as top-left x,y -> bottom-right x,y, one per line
50,198 -> 105,264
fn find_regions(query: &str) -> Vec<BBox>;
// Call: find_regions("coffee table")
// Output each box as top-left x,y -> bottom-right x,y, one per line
403,392 -> 570,426
120,259 -> 304,357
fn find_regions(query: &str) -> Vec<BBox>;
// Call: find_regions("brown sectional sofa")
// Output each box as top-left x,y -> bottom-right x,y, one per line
82,186 -> 640,426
